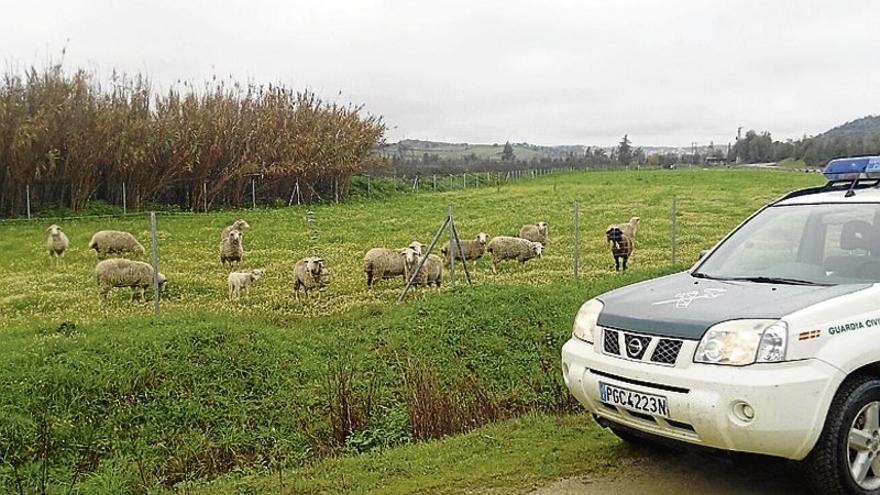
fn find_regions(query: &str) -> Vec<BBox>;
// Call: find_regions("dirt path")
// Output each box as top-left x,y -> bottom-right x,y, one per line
529,448 -> 810,495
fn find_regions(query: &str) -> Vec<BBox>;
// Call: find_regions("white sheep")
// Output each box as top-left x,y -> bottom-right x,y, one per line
46,224 -> 69,261
406,253 -> 443,288
88,230 -> 145,259
221,219 -> 250,241
519,221 -> 549,244
363,246 -> 418,289
293,256 -> 330,300
227,268 -> 264,300
220,230 -> 243,265
441,232 -> 488,262
95,258 -> 166,301
486,236 -> 543,274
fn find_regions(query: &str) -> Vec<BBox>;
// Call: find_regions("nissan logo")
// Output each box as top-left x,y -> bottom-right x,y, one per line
627,338 -> 644,356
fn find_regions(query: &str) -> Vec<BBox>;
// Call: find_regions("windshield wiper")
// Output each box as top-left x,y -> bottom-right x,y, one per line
690,272 -> 715,280
723,276 -> 830,286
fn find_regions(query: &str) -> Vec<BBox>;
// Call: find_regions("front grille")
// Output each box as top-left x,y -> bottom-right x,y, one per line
651,339 -> 683,365
624,334 -> 651,359
601,327 -> 685,367
603,329 -> 620,355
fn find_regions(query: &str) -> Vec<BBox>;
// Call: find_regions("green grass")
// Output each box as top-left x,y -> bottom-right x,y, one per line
0,169 -> 826,493
0,169 -> 823,331
193,413 -> 631,495
776,158 -> 809,169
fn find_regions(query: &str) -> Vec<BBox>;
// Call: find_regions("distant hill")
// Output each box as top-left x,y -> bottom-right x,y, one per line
379,139 -> 717,162
816,115 -> 880,140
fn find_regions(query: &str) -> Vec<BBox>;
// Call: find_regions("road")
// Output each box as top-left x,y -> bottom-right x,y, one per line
529,447 -> 811,495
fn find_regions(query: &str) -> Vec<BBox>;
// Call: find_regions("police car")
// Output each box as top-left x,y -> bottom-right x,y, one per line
562,157 -> 880,494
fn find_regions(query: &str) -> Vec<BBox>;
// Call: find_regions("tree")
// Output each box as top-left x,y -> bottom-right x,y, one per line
617,134 -> 632,166
501,141 -> 515,161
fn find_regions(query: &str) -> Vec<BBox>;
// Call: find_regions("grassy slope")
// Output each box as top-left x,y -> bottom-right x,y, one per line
194,414 -> 629,495
0,169 -> 825,493
0,169 -> 823,331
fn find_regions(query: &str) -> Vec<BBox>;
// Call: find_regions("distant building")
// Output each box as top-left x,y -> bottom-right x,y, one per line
705,156 -> 727,166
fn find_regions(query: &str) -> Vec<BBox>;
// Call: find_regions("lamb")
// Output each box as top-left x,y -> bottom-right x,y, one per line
227,268 -> 264,300
220,230 -> 244,265
364,246 -> 418,289
46,224 -> 69,260
293,256 -> 330,300
405,253 -> 443,288
88,230 -> 145,259
519,221 -> 549,244
221,219 -> 250,241
485,236 -> 543,274
606,217 -> 640,271
440,232 -> 488,262
95,258 -> 166,301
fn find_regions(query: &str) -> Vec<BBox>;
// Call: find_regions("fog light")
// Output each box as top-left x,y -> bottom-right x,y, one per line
732,401 -> 755,423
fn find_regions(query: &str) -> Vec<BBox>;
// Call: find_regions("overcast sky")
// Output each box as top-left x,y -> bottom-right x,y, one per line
2,0 -> 879,147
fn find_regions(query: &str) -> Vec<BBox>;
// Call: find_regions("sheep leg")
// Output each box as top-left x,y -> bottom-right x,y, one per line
492,260 -> 498,275
614,256 -> 620,272
622,256 -> 628,271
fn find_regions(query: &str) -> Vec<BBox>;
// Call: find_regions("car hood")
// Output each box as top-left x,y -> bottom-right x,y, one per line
596,272 -> 869,339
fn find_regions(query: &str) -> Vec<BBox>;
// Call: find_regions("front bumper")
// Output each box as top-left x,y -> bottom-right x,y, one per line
561,337 -> 844,460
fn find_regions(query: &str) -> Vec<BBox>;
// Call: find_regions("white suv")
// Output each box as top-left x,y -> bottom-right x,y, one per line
562,156 -> 880,494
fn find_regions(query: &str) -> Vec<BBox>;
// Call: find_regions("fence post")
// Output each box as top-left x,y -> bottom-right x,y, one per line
25,183 -> 31,219
671,194 -> 678,266
150,212 -> 160,315
251,178 -> 257,208
573,200 -> 579,279
367,175 -> 371,198
462,173 -> 467,189
448,204 -> 456,287
122,182 -> 127,215
203,181 -> 208,213
433,174 -> 437,191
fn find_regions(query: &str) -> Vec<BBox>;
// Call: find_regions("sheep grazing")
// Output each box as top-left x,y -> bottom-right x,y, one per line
486,236 -> 543,274
88,230 -> 145,259
606,217 -> 640,271
293,256 -> 330,300
220,230 -> 244,265
46,224 -> 70,260
95,258 -> 166,301
364,246 -> 418,289
227,268 -> 264,300
221,219 -> 250,241
519,221 -> 549,244
406,253 -> 443,288
441,232 -> 488,262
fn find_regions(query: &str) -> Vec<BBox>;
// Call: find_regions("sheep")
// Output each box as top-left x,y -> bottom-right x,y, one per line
408,241 -> 424,256
88,230 -> 145,259
293,256 -> 330,300
440,232 -> 488,262
220,230 -> 244,265
405,253 -> 443,288
519,221 -> 549,244
95,258 -> 166,301
606,217 -> 640,271
46,224 -> 69,260
486,236 -> 543,274
364,246 -> 418,289
221,219 -> 250,241
227,268 -> 264,300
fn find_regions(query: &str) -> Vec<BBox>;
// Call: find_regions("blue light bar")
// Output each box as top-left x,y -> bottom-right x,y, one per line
824,156 -> 880,181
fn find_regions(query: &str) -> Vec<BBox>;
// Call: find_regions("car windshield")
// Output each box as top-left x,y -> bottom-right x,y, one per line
694,203 -> 880,285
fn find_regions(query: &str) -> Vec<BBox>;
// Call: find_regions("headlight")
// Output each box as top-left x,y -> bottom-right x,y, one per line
694,319 -> 788,366
572,299 -> 604,343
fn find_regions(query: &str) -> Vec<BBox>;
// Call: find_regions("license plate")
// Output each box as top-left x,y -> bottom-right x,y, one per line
599,382 -> 669,418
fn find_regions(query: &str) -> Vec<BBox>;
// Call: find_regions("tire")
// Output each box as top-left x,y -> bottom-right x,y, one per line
804,375 -> 880,495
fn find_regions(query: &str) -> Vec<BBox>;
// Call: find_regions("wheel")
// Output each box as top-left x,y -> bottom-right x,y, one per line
804,375 -> 880,494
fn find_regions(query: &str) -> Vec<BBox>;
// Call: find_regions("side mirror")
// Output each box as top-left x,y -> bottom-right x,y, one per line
698,249 -> 710,260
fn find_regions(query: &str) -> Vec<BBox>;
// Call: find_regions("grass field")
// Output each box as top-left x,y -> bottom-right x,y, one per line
0,169 -> 824,493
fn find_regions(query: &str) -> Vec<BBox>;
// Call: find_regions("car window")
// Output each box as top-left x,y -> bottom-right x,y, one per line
695,203 -> 880,285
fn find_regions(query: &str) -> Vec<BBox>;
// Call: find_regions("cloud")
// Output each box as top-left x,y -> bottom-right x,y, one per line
2,0 -> 878,146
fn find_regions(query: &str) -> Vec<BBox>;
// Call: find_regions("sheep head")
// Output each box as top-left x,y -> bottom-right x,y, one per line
408,241 -> 424,256
477,232 -> 488,244
531,242 -> 544,258
251,268 -> 265,280
228,230 -> 242,245
399,247 -> 418,265
47,224 -> 62,236
233,219 -> 250,231
157,272 -> 168,288
606,227 -> 624,245
629,217 -> 640,227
